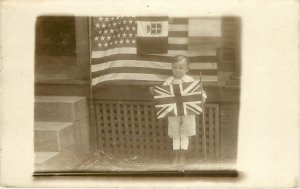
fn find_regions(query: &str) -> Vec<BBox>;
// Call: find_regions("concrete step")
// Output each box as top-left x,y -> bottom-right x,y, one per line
34,122 -> 75,152
73,117 -> 91,155
35,96 -> 88,122
35,144 -> 83,171
34,151 -> 59,165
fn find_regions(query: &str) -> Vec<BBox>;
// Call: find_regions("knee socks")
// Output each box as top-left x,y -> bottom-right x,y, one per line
173,135 -> 189,150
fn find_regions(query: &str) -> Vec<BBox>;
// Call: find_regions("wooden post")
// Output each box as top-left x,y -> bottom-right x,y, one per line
223,17 -> 241,87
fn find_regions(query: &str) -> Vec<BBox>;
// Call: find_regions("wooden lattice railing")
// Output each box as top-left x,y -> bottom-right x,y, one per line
90,100 -> 220,159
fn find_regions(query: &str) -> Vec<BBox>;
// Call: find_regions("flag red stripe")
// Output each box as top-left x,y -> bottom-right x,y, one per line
92,68 -> 217,78
183,82 -> 202,93
156,106 -> 170,117
91,54 -> 217,64
136,16 -> 168,21
186,104 -> 202,114
92,80 -> 163,87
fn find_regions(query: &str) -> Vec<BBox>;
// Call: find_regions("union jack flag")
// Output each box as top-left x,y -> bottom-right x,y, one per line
153,80 -> 203,119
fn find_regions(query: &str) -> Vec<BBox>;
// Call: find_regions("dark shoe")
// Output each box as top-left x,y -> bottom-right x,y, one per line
171,150 -> 180,166
178,150 -> 187,167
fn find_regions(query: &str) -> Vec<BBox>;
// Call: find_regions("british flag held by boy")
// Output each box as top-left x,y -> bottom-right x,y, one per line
153,80 -> 203,119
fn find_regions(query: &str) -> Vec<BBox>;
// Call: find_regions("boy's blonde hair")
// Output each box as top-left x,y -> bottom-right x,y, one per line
174,55 -> 190,65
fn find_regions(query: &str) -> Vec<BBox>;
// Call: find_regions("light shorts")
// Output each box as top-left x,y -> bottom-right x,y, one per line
167,115 -> 196,138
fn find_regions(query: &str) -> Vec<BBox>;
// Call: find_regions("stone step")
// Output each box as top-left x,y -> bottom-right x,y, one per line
35,151 -> 59,165
73,117 -> 91,155
35,96 -> 88,122
35,144 -> 83,171
34,122 -> 75,152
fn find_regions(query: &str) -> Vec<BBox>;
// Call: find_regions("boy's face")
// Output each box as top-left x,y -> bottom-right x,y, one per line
172,60 -> 189,79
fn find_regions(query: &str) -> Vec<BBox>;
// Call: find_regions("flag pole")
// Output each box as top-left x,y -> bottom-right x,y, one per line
200,72 -> 206,159
88,16 -> 96,152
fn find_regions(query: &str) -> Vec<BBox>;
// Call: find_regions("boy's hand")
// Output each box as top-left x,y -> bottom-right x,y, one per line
202,90 -> 207,103
202,97 -> 207,103
149,87 -> 155,95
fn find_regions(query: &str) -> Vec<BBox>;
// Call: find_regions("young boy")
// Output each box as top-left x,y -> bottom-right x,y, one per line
151,55 -> 207,167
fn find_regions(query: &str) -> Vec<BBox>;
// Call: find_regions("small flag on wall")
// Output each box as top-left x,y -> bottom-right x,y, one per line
136,17 -> 168,54
153,80 -> 203,119
90,16 -> 220,87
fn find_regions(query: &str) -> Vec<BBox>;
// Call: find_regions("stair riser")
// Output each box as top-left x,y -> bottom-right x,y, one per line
35,124 -> 75,152
35,98 -> 88,122
74,117 -> 91,155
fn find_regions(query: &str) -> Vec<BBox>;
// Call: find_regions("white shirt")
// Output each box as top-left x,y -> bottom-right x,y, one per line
163,75 -> 194,86
163,75 -> 207,100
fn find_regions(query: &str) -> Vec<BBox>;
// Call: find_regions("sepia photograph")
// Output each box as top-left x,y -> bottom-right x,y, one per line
34,15 -> 240,175
1,0 -> 299,187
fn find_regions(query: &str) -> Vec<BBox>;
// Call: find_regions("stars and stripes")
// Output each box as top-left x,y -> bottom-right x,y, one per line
92,16 -> 136,50
153,80 -> 203,119
91,16 -> 219,87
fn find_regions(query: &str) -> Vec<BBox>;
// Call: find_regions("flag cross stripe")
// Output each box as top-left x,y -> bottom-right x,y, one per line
154,91 -> 202,115
153,81 -> 203,118
154,94 -> 202,105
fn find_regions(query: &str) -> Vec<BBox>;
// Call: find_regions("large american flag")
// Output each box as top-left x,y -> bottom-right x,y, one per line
91,16 -> 218,87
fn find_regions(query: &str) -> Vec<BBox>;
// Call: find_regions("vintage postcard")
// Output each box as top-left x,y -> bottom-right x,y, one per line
33,15 -> 239,175
0,0 -> 299,188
